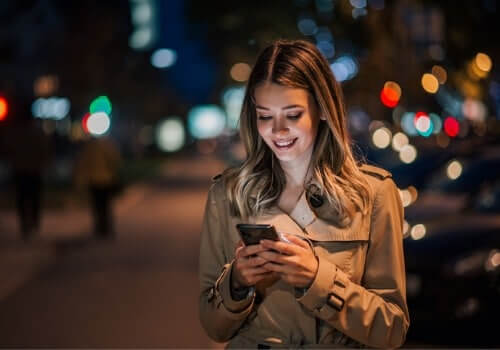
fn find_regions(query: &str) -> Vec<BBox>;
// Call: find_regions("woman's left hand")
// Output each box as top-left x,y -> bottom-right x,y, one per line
258,234 -> 318,288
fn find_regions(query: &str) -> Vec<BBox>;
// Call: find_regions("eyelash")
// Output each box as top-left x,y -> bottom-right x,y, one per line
258,113 -> 302,121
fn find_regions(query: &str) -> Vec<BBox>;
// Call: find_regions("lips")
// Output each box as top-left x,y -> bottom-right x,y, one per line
273,138 -> 297,149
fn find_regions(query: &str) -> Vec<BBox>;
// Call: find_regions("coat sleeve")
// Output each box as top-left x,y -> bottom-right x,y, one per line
298,178 -> 410,348
198,182 -> 255,342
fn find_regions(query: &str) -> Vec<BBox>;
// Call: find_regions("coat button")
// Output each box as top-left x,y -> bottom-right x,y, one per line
207,287 -> 215,301
309,194 -> 324,208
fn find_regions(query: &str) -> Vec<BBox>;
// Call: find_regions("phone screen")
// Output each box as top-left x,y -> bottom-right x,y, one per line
236,224 -> 279,246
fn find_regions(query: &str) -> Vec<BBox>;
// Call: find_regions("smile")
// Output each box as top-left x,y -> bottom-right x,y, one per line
273,138 -> 297,149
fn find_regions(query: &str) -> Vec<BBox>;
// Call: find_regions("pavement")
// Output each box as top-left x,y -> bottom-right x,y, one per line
0,182 -> 150,302
0,155 -> 228,347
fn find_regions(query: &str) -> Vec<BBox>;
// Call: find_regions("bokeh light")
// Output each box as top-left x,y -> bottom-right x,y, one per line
401,112 -> 418,136
475,53 -> 492,73
151,48 -> 177,68
187,105 -> 226,139
348,106 -> 371,134
330,56 -> 358,82
414,112 -> 433,137
399,144 -> 417,164
429,113 -> 443,134
34,75 -> 59,96
32,97 -> 71,120
90,96 -> 112,115
0,97 -> 8,121
350,0 -> 367,8
222,86 -> 245,130
444,116 -> 460,137
156,117 -> 185,152
462,98 -> 487,122
86,112 -> 111,136
129,27 -> 153,50
230,63 -> 251,82
399,189 -> 412,207
446,160 -> 463,180
391,132 -> 409,152
436,132 -> 450,148
372,127 -> 392,149
411,224 -> 426,240
316,41 -> 335,59
380,81 -> 402,108
297,17 -> 318,35
421,73 -> 439,94
431,65 -> 447,84
403,220 -> 410,238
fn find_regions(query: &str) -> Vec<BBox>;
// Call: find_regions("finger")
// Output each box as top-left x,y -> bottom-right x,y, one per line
261,239 -> 299,255
251,271 -> 278,284
262,262 -> 295,274
235,245 -> 245,259
240,243 -> 269,257
244,266 -> 272,275
257,250 -> 289,264
244,255 -> 268,267
283,233 -> 310,248
237,240 -> 244,248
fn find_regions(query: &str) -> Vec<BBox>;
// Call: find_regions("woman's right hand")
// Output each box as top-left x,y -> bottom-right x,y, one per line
231,241 -> 274,289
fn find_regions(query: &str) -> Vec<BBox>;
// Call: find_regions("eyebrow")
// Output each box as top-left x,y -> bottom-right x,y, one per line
255,104 -> 305,110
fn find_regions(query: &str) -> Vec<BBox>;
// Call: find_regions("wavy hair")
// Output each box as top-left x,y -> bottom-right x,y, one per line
224,39 -> 371,225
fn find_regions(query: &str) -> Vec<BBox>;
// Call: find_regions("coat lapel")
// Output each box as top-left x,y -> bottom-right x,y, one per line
249,180 -> 370,242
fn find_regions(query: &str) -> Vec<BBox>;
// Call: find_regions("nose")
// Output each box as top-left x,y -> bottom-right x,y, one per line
272,117 -> 289,135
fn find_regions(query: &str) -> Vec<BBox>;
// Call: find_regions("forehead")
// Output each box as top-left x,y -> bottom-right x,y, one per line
254,83 -> 310,108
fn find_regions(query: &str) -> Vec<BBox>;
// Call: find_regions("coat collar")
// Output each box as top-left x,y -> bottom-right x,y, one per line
248,179 -> 369,242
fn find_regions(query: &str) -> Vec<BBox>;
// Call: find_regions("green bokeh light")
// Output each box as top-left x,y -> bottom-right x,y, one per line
90,96 -> 112,115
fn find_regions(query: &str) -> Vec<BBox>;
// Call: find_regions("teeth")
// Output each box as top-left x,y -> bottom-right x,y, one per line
275,139 -> 295,147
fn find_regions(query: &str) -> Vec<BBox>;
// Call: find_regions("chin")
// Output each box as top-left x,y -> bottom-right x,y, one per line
272,152 -> 299,163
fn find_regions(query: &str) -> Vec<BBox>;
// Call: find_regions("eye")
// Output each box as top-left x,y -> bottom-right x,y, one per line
287,112 -> 303,120
258,115 -> 272,121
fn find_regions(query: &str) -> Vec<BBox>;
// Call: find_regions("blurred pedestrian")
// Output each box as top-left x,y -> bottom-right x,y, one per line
199,40 -> 409,348
2,108 -> 52,240
73,135 -> 122,239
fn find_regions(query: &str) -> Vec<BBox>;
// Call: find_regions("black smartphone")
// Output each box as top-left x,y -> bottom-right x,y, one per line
236,224 -> 280,246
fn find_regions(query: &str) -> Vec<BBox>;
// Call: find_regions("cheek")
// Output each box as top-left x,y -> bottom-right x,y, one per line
296,120 -> 316,139
257,122 -> 270,138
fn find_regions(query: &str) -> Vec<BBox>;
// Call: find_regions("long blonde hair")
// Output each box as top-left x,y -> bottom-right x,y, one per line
224,39 -> 371,225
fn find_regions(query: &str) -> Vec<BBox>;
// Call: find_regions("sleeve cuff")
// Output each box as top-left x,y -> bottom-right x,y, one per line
216,261 -> 255,313
297,255 -> 337,310
298,256 -> 349,317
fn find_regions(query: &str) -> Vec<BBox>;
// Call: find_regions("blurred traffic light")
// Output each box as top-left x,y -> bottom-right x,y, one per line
444,116 -> 460,137
380,81 -> 402,108
89,96 -> 112,115
0,96 -> 8,121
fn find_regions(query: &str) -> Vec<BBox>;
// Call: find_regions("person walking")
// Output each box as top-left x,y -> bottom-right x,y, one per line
2,105 -> 52,240
74,135 -> 122,239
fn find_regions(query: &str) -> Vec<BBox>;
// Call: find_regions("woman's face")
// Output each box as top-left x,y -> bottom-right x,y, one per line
254,82 -> 321,166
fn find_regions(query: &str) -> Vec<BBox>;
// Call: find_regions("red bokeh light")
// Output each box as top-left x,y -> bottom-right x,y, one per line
380,87 -> 399,108
444,117 -> 460,137
0,97 -> 8,121
82,112 -> 91,133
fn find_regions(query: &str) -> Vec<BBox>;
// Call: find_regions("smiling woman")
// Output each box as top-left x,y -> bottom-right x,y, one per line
198,39 -> 409,348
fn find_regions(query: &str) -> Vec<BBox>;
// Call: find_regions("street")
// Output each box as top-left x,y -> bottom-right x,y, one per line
0,156 -> 226,348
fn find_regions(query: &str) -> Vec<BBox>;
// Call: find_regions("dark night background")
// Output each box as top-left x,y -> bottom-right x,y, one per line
0,0 -> 499,348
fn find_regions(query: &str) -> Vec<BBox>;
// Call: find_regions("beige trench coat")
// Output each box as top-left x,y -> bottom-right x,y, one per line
199,164 -> 410,348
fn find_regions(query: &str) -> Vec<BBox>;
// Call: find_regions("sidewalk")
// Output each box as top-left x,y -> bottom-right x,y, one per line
0,183 -> 149,302
0,155 -> 227,303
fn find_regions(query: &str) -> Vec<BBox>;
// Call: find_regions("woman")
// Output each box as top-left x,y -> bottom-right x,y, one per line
199,39 -> 409,348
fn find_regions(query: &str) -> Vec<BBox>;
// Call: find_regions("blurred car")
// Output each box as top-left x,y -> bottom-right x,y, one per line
404,147 -> 500,221
403,178 -> 500,346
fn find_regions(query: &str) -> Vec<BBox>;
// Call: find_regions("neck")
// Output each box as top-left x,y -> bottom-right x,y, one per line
278,148 -> 313,188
